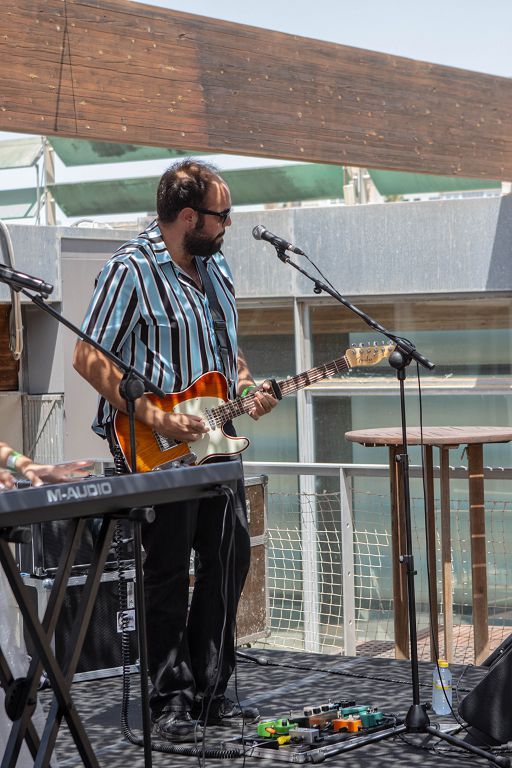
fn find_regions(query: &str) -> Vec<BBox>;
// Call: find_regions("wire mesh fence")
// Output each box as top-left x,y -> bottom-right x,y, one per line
254,474 -> 512,663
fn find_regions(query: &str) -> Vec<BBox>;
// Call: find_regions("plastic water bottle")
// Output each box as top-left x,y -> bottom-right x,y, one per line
432,659 -> 452,715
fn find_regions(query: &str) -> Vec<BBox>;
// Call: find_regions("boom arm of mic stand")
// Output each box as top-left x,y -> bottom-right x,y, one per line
273,247 -> 435,371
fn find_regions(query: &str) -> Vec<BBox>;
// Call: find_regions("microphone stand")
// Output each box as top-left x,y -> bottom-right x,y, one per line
14,284 -> 161,768
268,245 -> 508,767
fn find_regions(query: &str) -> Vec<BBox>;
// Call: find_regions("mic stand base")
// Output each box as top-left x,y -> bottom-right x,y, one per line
405,702 -> 430,731
315,714 -> 509,767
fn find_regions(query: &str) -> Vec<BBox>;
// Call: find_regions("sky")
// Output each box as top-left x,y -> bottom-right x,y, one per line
2,0 -> 512,222
135,0 -> 512,78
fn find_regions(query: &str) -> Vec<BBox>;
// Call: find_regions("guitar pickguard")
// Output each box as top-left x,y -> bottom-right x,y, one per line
172,396 -> 249,464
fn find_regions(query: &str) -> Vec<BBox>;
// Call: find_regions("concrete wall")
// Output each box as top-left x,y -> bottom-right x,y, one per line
0,226 -> 136,461
1,195 -> 511,462
225,196 -> 512,298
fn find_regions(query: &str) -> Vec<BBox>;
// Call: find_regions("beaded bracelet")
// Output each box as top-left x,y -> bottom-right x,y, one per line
240,385 -> 257,398
6,451 -> 23,471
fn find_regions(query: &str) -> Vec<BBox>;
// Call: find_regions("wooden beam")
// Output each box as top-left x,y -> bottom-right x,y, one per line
2,0 -> 512,178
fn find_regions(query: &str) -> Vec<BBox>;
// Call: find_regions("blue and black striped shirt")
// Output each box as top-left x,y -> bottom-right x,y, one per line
81,219 -> 239,436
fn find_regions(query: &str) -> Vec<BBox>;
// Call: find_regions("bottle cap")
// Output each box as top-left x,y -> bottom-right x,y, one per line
437,659 -> 449,667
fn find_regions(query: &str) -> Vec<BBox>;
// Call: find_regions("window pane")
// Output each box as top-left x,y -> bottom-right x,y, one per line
311,298 -> 512,378
238,306 -> 295,379
237,307 -> 298,526
239,398 -> 298,464
314,393 -> 512,466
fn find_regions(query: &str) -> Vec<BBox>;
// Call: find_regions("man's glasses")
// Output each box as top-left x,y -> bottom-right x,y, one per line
193,207 -> 231,224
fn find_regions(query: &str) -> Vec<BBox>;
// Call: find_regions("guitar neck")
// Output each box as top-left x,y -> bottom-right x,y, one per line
276,355 -> 350,397
209,355 -> 350,426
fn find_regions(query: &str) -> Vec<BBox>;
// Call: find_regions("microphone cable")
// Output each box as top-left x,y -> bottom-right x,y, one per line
0,221 -> 23,361
416,364 -> 477,739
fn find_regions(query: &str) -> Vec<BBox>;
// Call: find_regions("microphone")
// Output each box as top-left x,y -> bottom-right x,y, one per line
252,225 -> 305,256
0,265 -> 53,297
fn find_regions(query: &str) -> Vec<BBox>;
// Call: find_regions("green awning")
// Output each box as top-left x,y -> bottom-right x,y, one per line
51,177 -> 158,216
0,188 -> 39,218
47,135 -> 501,195
225,164 -> 342,205
50,164 -> 343,216
0,138 -> 43,170
48,137 -> 200,166
369,169 -> 500,196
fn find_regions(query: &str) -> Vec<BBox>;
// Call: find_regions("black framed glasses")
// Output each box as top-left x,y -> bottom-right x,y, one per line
193,207 -> 231,224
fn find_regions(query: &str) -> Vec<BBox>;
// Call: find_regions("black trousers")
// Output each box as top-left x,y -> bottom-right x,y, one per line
141,471 -> 250,715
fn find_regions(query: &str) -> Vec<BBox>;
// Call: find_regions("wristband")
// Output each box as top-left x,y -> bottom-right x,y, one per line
241,385 -> 257,398
6,451 -> 23,471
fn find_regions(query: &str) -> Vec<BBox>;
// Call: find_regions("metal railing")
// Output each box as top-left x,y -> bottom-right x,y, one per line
244,461 -> 512,659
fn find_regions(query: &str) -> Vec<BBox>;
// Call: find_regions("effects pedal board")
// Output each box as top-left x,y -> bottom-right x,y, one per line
223,698 -> 401,763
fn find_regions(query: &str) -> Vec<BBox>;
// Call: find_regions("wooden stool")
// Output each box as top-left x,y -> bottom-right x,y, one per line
345,426 -> 512,664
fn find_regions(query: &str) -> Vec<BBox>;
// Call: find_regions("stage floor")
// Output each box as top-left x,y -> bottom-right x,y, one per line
38,650 -> 502,768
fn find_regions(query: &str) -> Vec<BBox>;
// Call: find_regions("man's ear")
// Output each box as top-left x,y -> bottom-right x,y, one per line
178,207 -> 197,227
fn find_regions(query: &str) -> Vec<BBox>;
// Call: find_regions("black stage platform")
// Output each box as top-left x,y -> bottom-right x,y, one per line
38,649 -> 503,767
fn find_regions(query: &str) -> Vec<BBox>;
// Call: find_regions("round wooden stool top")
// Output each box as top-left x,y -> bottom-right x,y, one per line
345,426 -> 512,448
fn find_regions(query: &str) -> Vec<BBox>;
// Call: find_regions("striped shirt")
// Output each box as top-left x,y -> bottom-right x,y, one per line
81,219 -> 239,436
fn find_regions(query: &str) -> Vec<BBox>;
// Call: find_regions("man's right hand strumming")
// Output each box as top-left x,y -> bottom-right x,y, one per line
155,412 -> 209,443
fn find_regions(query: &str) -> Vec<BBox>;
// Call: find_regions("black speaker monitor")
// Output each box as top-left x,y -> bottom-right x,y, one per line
459,634 -> 512,745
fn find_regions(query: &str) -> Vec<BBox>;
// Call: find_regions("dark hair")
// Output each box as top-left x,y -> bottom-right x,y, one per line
156,158 -> 220,223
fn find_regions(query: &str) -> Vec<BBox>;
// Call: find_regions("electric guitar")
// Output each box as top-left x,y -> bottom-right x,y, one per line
113,343 -> 395,472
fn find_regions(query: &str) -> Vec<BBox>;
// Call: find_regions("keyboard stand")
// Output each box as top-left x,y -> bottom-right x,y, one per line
0,514 -> 118,768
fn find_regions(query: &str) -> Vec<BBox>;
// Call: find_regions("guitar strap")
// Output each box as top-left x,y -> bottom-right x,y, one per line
194,255 -> 234,388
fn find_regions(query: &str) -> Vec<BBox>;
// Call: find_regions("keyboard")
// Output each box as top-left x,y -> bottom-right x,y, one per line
0,462 -> 241,527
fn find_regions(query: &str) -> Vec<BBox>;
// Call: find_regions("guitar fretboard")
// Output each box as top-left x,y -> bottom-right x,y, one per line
207,355 -> 350,428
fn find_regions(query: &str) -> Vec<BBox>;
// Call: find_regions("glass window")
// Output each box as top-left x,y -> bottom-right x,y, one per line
238,398 -> 298,464
238,306 -> 295,379
311,297 -> 512,378
238,306 -> 298,525
313,392 -> 512,467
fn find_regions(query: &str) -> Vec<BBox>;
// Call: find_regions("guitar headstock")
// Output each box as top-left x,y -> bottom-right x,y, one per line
345,343 -> 395,368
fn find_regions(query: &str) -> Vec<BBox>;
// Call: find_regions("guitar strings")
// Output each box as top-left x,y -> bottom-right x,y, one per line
207,355 -> 351,428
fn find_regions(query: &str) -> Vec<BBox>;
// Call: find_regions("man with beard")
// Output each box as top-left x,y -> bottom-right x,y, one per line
73,159 -> 277,742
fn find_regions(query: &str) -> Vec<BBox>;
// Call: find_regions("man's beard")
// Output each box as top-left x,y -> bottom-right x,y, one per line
183,226 -> 224,257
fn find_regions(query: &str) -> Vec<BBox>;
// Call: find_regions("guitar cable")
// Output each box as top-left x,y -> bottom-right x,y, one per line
195,482 -> 238,767
113,470 -> 245,759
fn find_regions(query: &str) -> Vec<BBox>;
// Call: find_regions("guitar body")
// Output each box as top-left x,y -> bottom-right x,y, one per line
113,371 -> 250,473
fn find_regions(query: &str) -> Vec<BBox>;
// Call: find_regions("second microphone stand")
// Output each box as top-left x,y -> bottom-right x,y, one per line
18,286 -> 161,768
269,245 -> 508,767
